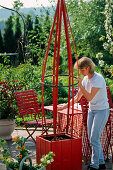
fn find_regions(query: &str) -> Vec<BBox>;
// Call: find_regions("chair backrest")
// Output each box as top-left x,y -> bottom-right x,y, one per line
106,86 -> 113,108
14,90 -> 41,116
79,96 -> 89,125
74,87 -> 89,118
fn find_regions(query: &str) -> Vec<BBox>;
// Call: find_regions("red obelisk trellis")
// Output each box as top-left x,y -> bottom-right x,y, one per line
41,0 -> 79,138
36,0 -> 82,169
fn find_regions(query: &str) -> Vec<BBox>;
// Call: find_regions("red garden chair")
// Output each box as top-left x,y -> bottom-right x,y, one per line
79,95 -> 92,163
14,90 -> 53,143
105,86 -> 113,162
101,86 -> 113,161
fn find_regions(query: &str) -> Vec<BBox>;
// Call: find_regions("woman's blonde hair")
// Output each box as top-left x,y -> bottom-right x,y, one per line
74,57 -> 95,74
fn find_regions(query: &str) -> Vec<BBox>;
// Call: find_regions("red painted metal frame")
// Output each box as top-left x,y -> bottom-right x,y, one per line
44,105 -> 83,137
41,0 -> 79,140
38,0 -> 83,169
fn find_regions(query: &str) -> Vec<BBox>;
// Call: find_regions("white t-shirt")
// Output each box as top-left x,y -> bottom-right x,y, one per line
82,72 -> 109,110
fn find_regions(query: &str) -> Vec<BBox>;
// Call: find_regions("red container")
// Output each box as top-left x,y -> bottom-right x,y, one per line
36,134 -> 82,170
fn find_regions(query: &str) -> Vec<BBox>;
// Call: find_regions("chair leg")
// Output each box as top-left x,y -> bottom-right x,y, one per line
105,124 -> 112,160
41,123 -> 53,135
25,125 -> 38,143
112,152 -> 113,163
26,130 -> 36,143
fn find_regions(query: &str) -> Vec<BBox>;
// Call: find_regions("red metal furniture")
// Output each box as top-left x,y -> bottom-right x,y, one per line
78,96 -> 91,163
14,90 -> 53,143
105,86 -> 113,162
44,105 -> 83,137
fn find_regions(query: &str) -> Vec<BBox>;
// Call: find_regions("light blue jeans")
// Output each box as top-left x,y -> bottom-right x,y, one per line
87,108 -> 109,169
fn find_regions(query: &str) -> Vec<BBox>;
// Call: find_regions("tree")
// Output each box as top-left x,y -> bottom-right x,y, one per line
3,16 -> 16,53
64,0 -> 107,59
0,30 -> 4,53
15,17 -> 22,50
26,14 -> 33,31
96,0 -> 113,79
25,15 -> 44,65
43,9 -> 51,38
43,9 -> 54,58
13,0 -> 23,11
34,16 -> 42,40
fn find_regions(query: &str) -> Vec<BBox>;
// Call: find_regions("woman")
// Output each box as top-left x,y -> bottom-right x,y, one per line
57,57 -> 109,170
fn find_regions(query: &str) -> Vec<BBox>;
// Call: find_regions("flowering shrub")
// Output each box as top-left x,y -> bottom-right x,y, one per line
0,80 -> 22,119
0,136 -> 55,170
104,64 -> 113,79
38,152 -> 55,168
104,0 -> 113,54
96,0 -> 113,79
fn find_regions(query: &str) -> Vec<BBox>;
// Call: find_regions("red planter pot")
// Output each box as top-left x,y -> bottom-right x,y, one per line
36,134 -> 82,170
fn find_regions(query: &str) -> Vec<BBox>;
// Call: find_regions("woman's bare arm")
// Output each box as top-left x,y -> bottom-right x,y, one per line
57,88 -> 83,111
77,77 -> 99,101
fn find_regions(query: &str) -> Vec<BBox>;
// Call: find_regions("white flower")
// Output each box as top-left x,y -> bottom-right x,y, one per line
40,158 -> 44,162
99,60 -> 104,67
50,159 -> 54,162
103,42 -> 109,50
45,154 -> 48,158
47,160 -> 51,164
105,4 -> 109,8
96,53 -> 103,59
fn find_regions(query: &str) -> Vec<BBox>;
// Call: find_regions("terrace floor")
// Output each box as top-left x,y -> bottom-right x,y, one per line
0,127 -> 112,170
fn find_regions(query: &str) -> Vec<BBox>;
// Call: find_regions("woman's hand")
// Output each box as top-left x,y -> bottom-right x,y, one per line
77,77 -> 83,87
57,103 -> 67,111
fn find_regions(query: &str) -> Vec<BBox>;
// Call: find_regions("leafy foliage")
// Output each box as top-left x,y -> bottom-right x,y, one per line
0,137 -> 55,169
15,17 -> 22,50
3,16 -> 16,53
65,0 -> 107,59
96,0 -> 113,79
0,29 -> 4,53
0,80 -> 22,119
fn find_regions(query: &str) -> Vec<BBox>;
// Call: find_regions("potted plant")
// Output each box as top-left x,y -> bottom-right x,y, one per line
0,80 -> 22,140
0,136 -> 55,170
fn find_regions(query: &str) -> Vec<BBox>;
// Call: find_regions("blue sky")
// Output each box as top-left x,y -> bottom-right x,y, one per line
0,0 -> 57,8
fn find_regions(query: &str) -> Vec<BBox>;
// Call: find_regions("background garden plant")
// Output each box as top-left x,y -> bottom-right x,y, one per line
0,136 -> 55,170
0,79 -> 22,119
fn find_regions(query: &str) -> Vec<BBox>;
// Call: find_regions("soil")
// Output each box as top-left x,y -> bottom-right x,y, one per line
43,134 -> 74,141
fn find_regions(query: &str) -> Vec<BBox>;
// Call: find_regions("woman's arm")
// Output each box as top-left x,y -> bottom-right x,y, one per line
57,88 -> 83,111
77,77 -> 99,101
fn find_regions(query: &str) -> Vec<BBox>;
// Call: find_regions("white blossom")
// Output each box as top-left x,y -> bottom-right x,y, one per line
96,53 -> 103,59
47,160 -> 51,164
103,42 -> 109,50
99,60 -> 104,67
40,158 -> 44,162
50,159 -> 54,162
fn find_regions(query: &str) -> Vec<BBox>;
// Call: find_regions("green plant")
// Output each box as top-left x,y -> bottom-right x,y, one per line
0,136 -> 55,170
0,80 -> 22,119
96,0 -> 113,79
